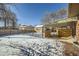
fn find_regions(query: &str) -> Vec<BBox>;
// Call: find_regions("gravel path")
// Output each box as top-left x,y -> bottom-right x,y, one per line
0,34 -> 64,56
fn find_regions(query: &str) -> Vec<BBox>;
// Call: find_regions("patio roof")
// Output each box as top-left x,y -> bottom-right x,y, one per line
56,18 -> 77,24
44,17 -> 77,27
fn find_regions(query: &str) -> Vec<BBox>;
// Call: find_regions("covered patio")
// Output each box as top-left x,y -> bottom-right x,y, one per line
42,17 -> 77,38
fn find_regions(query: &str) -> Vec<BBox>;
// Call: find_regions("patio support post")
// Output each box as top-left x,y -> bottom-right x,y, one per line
42,26 -> 45,38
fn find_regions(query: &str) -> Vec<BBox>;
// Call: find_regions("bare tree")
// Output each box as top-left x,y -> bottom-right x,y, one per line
4,9 -> 17,28
41,8 -> 68,25
57,8 -> 68,19
0,4 -> 17,28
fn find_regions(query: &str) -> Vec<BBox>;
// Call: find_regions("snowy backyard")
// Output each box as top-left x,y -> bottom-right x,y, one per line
0,33 -> 65,56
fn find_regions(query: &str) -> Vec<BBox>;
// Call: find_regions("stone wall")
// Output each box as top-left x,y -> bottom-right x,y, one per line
76,20 -> 79,42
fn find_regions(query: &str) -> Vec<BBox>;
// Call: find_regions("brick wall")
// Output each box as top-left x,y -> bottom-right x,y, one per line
68,3 -> 79,17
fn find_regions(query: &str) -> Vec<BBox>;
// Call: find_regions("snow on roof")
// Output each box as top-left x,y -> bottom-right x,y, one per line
35,25 -> 43,27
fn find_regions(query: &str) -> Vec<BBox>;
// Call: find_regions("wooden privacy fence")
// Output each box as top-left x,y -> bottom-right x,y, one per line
0,29 -> 20,36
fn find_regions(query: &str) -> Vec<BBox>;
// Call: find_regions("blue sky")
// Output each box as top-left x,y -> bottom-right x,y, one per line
10,3 -> 68,26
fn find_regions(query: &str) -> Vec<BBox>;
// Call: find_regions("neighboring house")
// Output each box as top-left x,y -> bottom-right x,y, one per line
18,25 -> 26,30
34,25 -> 43,33
26,25 -> 34,31
18,24 -> 34,32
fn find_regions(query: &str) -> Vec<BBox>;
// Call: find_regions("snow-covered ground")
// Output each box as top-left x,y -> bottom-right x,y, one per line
0,34 -> 64,56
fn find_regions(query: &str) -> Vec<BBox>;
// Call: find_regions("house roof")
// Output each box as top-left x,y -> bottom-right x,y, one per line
35,25 -> 43,27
